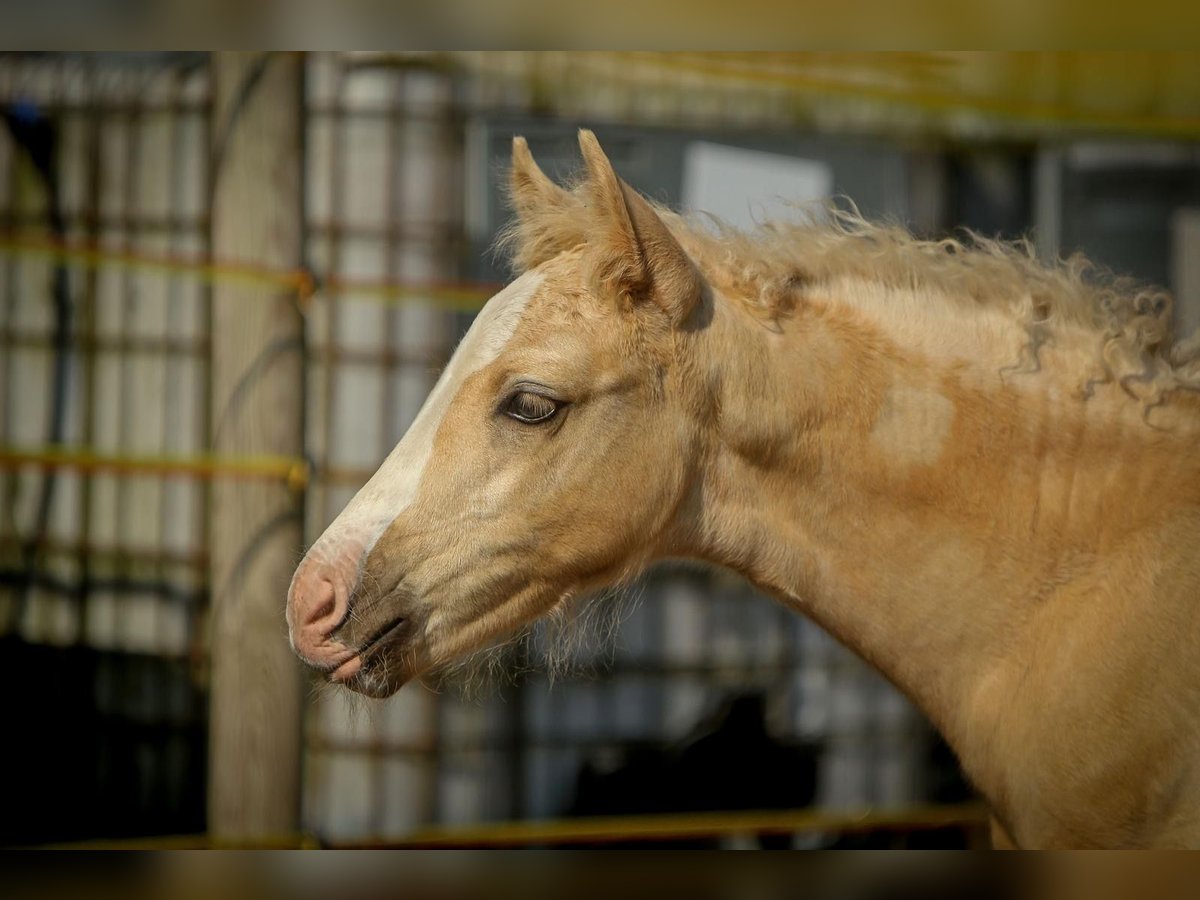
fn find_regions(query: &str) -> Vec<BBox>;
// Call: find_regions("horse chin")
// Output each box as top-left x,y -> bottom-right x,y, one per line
337,663 -> 409,698
326,611 -> 421,697
329,642 -> 414,697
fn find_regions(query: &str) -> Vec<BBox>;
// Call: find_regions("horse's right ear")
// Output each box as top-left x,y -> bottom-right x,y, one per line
505,136 -> 583,270
578,130 -> 703,328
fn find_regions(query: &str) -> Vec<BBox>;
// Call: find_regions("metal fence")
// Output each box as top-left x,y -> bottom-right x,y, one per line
0,54 -> 212,844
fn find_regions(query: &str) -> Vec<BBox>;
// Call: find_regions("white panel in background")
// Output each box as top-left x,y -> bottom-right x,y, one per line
335,237 -> 387,352
93,262 -> 126,339
524,748 -> 581,819
379,684 -> 438,745
391,355 -> 439,440
436,696 -> 487,744
128,354 -> 166,452
97,117 -> 130,221
85,590 -> 118,649
828,657 -> 873,734
821,741 -> 871,809
439,761 -> 486,825
156,598 -> 189,657
344,68 -> 394,110
11,348 -> 48,446
561,682 -> 602,739
380,756 -> 432,834
306,53 -> 339,107
392,242 -> 451,351
711,594 -> 750,668
524,677 -> 554,734
87,473 -> 118,546
176,114 -> 207,223
161,365 -> 200,555
754,602 -> 788,663
49,470 -> 81,545
319,752 -> 375,839
22,588 -> 79,646
664,678 -> 708,737
661,579 -> 707,666
14,261 -> 52,330
306,116 -> 334,225
58,116 -> 90,219
316,686 -> 375,741
331,364 -> 384,469
612,676 -> 657,738
793,664 -> 831,738
116,592 -> 158,653
341,118 -> 389,229
876,736 -> 920,808
611,592 -> 656,662
681,142 -> 833,231
127,240 -> 171,340
401,119 -> 455,228
135,114 -> 172,220
524,748 -> 556,818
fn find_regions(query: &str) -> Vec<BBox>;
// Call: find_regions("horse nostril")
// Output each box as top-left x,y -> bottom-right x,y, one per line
305,580 -> 334,622
293,571 -> 350,635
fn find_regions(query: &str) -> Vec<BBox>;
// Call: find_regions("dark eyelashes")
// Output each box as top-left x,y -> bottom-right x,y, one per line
503,389 -> 560,424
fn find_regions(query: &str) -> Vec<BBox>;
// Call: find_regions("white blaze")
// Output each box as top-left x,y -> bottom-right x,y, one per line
312,271 -> 545,559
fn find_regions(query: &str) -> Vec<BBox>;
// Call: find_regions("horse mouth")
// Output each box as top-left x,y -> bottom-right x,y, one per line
328,615 -> 408,685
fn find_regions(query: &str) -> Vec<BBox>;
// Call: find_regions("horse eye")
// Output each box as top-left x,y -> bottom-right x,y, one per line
504,390 -> 559,424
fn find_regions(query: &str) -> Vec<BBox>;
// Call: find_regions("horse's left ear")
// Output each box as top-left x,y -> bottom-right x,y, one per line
578,130 -> 703,327
506,136 -> 584,271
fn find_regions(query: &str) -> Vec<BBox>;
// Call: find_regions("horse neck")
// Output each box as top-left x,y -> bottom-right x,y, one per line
683,286 -> 1194,744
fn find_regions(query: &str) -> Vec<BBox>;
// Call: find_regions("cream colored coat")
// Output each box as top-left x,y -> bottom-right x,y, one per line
289,131 -> 1200,848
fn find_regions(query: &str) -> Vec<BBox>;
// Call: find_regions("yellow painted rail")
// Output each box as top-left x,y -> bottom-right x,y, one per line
0,445 -> 309,491
374,803 -> 990,848
41,803 -> 989,849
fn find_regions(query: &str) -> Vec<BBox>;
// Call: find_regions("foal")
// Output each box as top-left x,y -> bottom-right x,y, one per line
289,130 -> 1200,848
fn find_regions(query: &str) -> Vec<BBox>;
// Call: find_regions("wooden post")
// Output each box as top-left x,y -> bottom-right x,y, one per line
208,52 -> 305,841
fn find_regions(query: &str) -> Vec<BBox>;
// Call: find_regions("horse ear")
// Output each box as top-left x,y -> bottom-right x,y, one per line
506,136 -> 582,270
577,129 -> 703,327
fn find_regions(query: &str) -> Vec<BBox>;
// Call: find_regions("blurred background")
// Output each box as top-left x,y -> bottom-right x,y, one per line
2,51 -> 1199,848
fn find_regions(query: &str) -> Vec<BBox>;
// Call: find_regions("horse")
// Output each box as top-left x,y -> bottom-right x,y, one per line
287,129 -> 1200,848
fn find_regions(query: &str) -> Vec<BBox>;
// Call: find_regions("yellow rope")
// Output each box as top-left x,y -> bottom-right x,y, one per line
0,445 -> 309,491
379,803 -> 989,848
0,235 -> 494,312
